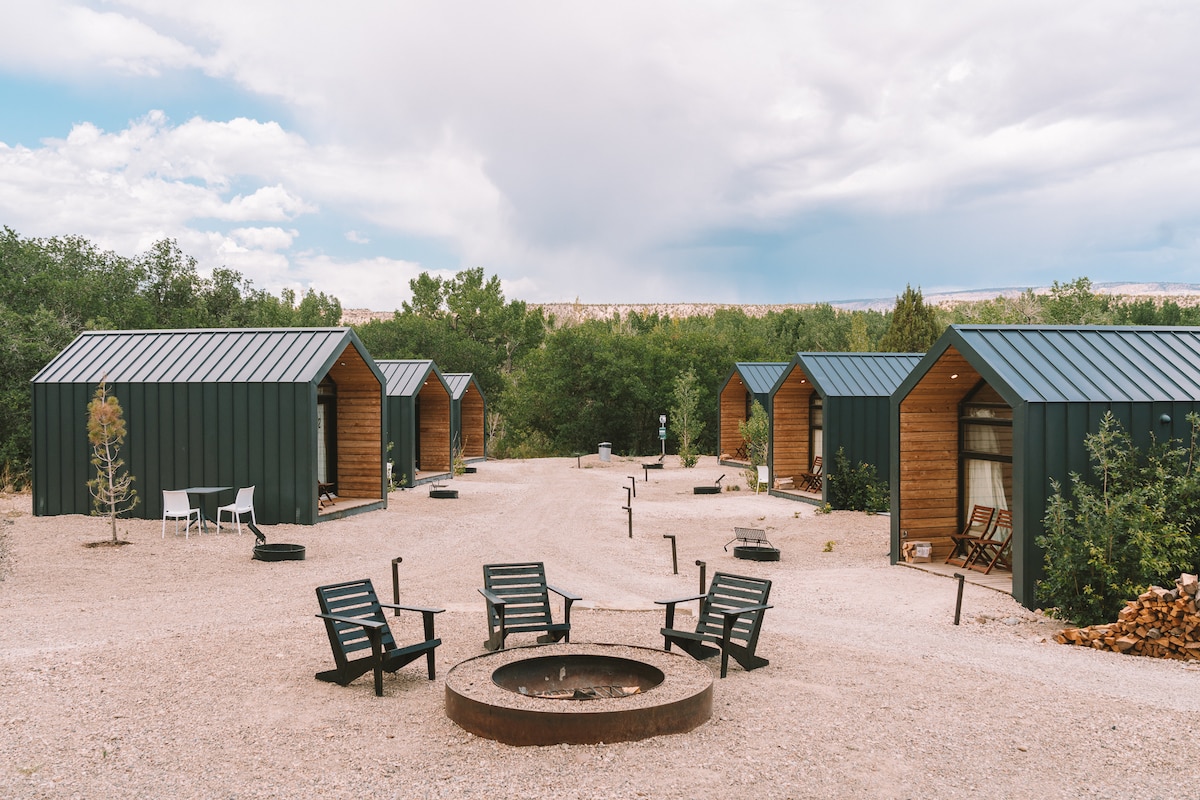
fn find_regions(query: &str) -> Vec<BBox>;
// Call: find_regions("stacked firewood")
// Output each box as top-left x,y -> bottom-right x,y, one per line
1055,573 -> 1200,660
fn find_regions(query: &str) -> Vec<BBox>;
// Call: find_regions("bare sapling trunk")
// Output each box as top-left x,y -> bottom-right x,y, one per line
86,381 -> 139,543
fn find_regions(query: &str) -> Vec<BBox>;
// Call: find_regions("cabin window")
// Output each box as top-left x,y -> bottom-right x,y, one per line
809,394 -> 824,470
959,382 -> 1012,521
318,376 -> 337,491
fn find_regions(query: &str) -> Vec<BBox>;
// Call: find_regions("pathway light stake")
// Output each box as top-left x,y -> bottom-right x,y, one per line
953,572 -> 966,625
622,504 -> 633,537
663,534 -> 678,574
624,485 -> 632,506
628,476 -> 636,498
392,556 -> 403,614
696,560 -> 707,594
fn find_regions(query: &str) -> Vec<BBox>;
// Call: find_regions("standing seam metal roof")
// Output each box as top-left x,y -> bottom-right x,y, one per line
376,360 -> 440,396
443,373 -> 477,400
32,328 -> 360,384
951,326 -> 1200,403
793,353 -> 923,397
733,362 -> 790,395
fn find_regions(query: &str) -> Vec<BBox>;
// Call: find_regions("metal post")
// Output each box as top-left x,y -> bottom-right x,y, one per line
624,485 -> 632,506
696,560 -> 707,594
644,465 -> 649,482
663,534 -> 678,574
628,476 -> 636,498
392,556 -> 403,615
953,572 -> 965,625
623,505 -> 632,537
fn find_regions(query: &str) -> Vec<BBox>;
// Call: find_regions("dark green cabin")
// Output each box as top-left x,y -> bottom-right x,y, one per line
769,352 -> 922,501
891,325 -> 1200,609
717,362 -> 789,465
32,328 -> 387,525
444,373 -> 487,463
377,360 -> 452,487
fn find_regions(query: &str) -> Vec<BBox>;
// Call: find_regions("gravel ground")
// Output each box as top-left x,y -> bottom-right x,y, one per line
2,455 -> 1199,799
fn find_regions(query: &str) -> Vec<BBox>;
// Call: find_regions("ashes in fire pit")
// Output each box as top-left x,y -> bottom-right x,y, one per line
445,643 -> 712,746
492,654 -> 665,701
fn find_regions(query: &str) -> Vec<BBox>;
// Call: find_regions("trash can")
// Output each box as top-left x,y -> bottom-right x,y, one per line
598,442 -> 611,462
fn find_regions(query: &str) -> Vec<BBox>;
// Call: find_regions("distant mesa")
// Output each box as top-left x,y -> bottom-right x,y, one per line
339,282 -> 1200,325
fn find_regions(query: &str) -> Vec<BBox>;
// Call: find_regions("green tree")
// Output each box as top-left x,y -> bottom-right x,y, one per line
879,284 -> 942,352
1043,277 -> 1112,325
738,400 -> 770,488
86,382 -> 138,543
826,447 -> 887,512
1037,412 -> 1200,625
669,368 -> 706,467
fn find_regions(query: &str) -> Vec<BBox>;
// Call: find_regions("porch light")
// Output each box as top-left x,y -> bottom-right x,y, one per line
950,373 -> 959,380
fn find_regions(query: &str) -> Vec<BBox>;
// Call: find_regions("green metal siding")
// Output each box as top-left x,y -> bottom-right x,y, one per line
822,394 -> 892,487
893,325 -> 1200,610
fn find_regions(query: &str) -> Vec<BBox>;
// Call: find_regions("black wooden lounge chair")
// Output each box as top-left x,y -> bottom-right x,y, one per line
657,572 -> 773,678
480,562 -> 581,651
963,508 -> 1013,574
315,578 -> 444,696
943,505 -> 996,567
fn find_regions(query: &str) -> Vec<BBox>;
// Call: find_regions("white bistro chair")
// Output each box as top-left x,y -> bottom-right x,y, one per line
217,486 -> 257,534
756,465 -> 770,495
162,490 -> 201,539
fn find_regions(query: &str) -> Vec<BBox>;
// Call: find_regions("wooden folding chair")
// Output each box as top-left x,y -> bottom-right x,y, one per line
799,456 -> 823,492
963,509 -> 1013,574
944,505 -> 996,567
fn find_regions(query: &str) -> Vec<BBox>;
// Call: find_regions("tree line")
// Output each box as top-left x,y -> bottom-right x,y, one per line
0,228 -> 341,487
3,227 -> 1197,486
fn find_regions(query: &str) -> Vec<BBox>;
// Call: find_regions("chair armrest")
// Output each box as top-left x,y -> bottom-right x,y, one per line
546,584 -> 583,602
478,588 -> 506,608
379,602 -> 445,615
316,613 -> 386,631
654,593 -> 705,607
717,603 -> 772,620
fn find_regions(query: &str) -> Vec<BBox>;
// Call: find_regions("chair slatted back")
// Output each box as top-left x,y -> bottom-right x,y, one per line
316,579 -> 396,667
483,562 -> 553,631
965,504 -> 995,536
987,509 -> 1012,542
696,572 -> 772,650
811,456 -> 823,475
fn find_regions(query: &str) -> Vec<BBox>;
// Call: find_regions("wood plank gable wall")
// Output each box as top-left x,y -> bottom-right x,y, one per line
898,346 -> 981,561
328,345 -> 382,499
419,383 -> 451,472
720,380 -> 750,457
460,392 -> 485,458
772,369 -> 813,487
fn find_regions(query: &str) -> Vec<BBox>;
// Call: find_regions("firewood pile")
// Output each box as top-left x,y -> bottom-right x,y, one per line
1055,573 -> 1200,659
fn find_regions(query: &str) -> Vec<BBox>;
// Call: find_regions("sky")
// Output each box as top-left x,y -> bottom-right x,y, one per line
1,1 -> 1199,311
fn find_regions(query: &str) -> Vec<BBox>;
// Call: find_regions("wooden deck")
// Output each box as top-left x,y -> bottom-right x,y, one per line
317,496 -> 385,521
769,486 -> 822,504
898,559 -> 1013,595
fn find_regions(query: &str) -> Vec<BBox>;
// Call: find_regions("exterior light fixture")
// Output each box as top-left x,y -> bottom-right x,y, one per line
950,373 -> 959,380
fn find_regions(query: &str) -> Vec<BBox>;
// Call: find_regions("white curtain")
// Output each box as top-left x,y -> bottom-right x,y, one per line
963,409 -> 1008,511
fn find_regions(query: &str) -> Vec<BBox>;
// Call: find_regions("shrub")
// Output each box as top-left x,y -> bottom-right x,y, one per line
825,447 -> 888,512
1036,412 -> 1200,626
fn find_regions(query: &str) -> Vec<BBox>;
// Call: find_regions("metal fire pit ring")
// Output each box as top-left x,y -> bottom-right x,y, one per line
445,642 -> 713,746
733,545 -> 780,561
252,543 -> 306,561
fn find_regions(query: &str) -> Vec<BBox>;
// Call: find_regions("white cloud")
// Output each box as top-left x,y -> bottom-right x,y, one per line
2,1 -> 1200,304
0,2 -> 204,77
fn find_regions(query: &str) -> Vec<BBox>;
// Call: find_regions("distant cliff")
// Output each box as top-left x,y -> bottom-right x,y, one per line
340,282 -> 1200,325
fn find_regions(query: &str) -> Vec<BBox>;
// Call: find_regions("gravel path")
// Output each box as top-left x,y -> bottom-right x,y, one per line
2,455 -> 1199,799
